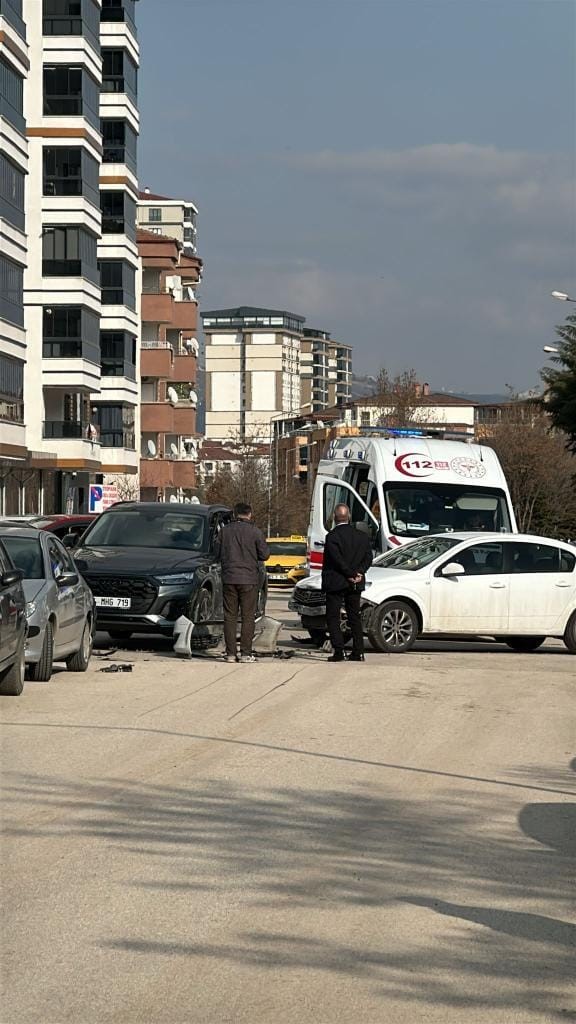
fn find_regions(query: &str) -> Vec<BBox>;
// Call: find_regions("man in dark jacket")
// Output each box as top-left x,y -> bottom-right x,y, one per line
322,504 -> 373,662
214,502 -> 270,663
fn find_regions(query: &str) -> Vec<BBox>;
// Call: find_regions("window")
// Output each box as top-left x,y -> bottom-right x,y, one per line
99,259 -> 136,308
43,147 -> 80,195
100,190 -> 136,237
43,306 -> 100,361
0,55 -> 24,133
0,151 -> 24,230
0,255 -> 24,327
95,404 -> 135,448
102,49 -> 137,100
100,330 -> 136,379
42,226 -> 98,280
43,0 -> 82,35
101,119 -> 137,170
322,482 -> 377,541
148,208 -> 161,222
43,65 -> 81,115
0,352 -> 24,423
0,0 -> 26,40
375,536 -> 459,571
383,484 -> 512,539
509,542 -> 576,574
101,0 -> 136,28
451,542 -> 505,576
1,537 -> 44,580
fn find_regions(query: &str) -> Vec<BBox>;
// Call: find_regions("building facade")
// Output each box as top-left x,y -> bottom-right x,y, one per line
0,0 -> 29,514
138,229 -> 202,501
202,306 -> 305,443
0,0 -> 140,516
300,328 -> 352,413
137,188 -> 198,255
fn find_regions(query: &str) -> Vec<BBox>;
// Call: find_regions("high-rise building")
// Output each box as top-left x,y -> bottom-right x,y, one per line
300,327 -> 352,412
0,0 -> 28,507
137,188 -> 198,255
201,306 -> 305,443
0,0 -> 140,516
138,229 -> 202,502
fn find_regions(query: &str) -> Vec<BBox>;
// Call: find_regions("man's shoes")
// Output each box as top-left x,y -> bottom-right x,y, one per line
239,654 -> 257,664
223,654 -> 238,663
327,651 -> 346,662
348,652 -> 365,662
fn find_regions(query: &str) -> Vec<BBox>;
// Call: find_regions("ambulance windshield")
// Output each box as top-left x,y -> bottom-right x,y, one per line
383,484 -> 511,538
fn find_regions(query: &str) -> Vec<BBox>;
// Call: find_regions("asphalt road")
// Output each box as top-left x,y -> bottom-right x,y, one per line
1,592 -> 574,1024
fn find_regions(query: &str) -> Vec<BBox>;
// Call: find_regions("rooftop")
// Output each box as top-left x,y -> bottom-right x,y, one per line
202,306 -> 305,325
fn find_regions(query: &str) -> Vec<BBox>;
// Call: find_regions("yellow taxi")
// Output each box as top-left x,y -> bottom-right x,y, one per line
265,536 -> 308,587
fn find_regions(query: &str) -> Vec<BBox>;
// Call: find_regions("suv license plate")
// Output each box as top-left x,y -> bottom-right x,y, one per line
95,597 -> 131,609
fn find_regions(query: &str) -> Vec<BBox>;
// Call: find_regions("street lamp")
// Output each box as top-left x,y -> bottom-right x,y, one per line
543,346 -> 560,354
551,290 -> 576,303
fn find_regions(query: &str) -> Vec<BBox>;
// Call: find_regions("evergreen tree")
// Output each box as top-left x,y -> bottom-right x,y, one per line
541,313 -> 576,451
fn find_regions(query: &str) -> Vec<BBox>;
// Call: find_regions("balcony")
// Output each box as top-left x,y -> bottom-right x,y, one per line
141,292 -> 173,324
141,402 -> 196,435
141,345 -> 173,378
140,457 -> 196,490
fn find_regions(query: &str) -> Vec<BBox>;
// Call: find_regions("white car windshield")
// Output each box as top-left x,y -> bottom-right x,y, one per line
374,536 -> 459,571
384,484 -> 511,538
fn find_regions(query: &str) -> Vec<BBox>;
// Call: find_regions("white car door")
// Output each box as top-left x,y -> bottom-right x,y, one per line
429,541 -> 510,633
308,475 -> 380,571
506,541 -> 576,633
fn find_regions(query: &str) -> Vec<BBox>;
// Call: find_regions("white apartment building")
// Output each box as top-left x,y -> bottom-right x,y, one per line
202,306 -> 304,443
300,327 -> 352,412
0,0 -> 140,516
137,188 -> 198,255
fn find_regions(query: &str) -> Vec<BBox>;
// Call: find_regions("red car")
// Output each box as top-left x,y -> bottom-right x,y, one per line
0,514 -> 97,544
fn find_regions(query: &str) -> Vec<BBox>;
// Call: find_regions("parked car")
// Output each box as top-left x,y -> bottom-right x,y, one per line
0,525 -> 95,681
0,539 -> 26,696
0,514 -> 96,543
265,536 -> 307,587
291,532 -> 576,654
70,502 -> 268,647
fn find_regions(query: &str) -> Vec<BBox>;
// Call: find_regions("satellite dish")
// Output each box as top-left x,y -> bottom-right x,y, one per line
184,337 -> 199,355
316,420 -> 325,429
190,496 -> 200,504
189,389 -> 198,405
147,439 -> 157,457
170,442 -> 178,456
169,495 -> 178,503
167,386 -> 178,406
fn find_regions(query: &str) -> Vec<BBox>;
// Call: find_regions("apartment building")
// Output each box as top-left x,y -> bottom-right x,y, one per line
137,188 -> 198,255
138,229 -> 202,501
0,0 -> 140,516
300,327 -> 352,412
202,306 -> 305,443
0,0 -> 28,515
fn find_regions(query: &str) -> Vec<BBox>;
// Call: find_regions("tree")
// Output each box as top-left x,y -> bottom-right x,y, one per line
372,368 -> 432,427
541,313 -> 576,451
482,401 -> 576,538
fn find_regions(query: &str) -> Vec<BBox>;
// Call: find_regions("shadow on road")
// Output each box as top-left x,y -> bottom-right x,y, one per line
3,760 -> 574,1019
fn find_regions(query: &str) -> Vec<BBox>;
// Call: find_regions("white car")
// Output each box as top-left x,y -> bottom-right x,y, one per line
294,532 -> 576,654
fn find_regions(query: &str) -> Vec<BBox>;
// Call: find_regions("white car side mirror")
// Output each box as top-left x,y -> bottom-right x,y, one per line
441,562 -> 466,577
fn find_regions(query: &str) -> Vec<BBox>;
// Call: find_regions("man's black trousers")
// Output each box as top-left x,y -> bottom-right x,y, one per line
325,589 -> 364,654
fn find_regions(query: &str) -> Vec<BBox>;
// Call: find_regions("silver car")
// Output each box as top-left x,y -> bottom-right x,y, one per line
0,526 -> 94,682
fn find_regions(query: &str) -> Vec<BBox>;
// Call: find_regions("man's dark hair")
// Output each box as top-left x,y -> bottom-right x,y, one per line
234,502 -> 252,518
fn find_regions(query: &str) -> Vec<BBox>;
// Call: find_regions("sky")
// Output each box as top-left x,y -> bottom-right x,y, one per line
137,0 -> 576,393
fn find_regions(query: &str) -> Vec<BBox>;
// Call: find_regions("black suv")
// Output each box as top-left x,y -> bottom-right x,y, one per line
71,503 -> 267,645
0,539 -> 26,696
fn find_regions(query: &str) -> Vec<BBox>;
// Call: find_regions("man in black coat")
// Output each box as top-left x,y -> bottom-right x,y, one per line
322,504 -> 374,662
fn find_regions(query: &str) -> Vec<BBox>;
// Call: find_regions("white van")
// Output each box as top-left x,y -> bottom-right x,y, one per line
308,430 -> 517,570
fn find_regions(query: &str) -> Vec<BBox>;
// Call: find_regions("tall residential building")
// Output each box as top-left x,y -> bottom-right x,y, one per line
137,188 -> 198,255
0,0 -> 140,517
300,327 -> 352,412
201,306 -> 305,443
138,229 -> 202,502
0,0 -> 28,510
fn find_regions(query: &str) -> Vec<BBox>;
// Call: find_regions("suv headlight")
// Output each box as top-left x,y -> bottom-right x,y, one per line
26,601 -> 36,618
155,572 -> 197,585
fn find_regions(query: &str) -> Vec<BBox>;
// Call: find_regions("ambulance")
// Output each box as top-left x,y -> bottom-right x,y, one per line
307,429 -> 517,571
